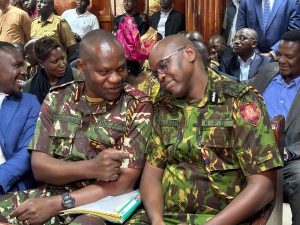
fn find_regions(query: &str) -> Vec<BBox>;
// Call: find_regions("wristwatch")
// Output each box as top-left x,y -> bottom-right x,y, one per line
61,192 -> 75,209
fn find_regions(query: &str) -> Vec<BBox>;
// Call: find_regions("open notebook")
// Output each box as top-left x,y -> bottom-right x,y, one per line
60,190 -> 141,223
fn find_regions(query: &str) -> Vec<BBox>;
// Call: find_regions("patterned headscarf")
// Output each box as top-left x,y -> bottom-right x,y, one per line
116,16 -> 158,64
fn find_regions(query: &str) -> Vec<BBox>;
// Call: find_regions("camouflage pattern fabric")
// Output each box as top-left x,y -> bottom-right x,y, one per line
127,69 -> 283,225
0,81 -> 153,225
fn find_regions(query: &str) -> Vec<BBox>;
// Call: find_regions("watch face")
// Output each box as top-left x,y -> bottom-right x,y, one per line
62,193 -> 75,209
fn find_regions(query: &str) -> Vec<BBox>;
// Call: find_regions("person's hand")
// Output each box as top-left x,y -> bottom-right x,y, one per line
209,52 -> 219,62
88,149 -> 131,182
73,33 -> 81,42
259,52 -> 272,58
9,197 -> 59,225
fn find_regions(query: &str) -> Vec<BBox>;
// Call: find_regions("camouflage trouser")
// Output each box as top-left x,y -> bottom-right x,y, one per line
125,209 -> 214,225
0,185 -> 112,225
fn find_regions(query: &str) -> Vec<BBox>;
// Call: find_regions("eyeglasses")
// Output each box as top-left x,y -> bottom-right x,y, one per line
153,46 -> 187,78
233,35 -> 254,42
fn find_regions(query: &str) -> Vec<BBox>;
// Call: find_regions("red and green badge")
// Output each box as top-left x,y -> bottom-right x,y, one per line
239,102 -> 261,126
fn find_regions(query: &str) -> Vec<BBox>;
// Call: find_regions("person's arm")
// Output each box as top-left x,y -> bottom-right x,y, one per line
271,0 -> 300,52
203,170 -> 275,225
140,163 -> 165,225
235,0 -> 246,30
31,148 -> 130,185
21,12 -> 32,43
58,19 -> 77,59
91,15 -> 100,30
10,167 -> 141,224
0,95 -> 40,193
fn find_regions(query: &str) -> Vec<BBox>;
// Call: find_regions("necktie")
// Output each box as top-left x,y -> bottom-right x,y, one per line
263,0 -> 271,29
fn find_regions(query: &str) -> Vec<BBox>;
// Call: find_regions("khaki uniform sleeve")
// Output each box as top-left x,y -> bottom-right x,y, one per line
58,20 -> 76,50
234,89 -> 283,176
21,11 -> 31,43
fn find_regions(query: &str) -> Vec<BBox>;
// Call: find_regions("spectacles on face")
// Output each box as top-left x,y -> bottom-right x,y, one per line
153,46 -> 187,78
233,35 -> 254,42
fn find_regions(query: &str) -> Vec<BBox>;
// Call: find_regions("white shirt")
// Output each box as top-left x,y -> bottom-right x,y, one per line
61,8 -> 100,38
262,0 -> 275,13
157,9 -> 172,38
0,93 -> 7,164
238,52 -> 256,81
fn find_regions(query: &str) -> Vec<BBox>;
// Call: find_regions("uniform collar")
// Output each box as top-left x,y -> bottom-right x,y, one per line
171,69 -> 226,109
73,82 -> 121,115
38,13 -> 55,24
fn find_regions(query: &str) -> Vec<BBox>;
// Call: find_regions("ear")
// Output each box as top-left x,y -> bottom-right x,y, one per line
76,58 -> 85,74
184,45 -> 196,63
252,39 -> 257,48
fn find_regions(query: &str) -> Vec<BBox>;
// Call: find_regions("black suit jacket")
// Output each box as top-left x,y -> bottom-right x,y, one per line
220,53 -> 271,81
150,9 -> 185,37
248,62 -> 300,157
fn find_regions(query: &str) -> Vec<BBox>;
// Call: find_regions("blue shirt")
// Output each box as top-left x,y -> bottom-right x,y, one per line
263,74 -> 300,120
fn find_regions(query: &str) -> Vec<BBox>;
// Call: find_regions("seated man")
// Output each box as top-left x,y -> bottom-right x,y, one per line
114,0 -> 149,36
0,30 -> 153,225
61,0 -> 100,42
150,0 -> 185,38
0,41 -> 40,194
248,29 -> 300,225
220,28 -> 271,82
208,34 -> 234,70
127,34 -> 283,225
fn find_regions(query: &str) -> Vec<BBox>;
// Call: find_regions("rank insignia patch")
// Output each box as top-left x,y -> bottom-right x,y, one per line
239,102 -> 261,126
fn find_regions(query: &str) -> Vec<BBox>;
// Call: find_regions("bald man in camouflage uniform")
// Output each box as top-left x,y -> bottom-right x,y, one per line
127,35 -> 283,225
0,30 -> 153,225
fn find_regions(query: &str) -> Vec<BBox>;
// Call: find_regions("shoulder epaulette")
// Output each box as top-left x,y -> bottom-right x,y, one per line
123,84 -> 150,102
50,80 -> 82,93
221,80 -> 249,98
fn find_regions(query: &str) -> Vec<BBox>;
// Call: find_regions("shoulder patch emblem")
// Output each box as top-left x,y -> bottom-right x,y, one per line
239,102 -> 261,126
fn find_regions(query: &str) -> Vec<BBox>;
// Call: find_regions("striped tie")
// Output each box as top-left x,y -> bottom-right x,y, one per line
263,0 -> 271,29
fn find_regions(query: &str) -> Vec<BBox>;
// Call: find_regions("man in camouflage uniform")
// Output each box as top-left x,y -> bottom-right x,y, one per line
127,35 -> 283,225
0,30 -> 153,225
31,0 -> 76,59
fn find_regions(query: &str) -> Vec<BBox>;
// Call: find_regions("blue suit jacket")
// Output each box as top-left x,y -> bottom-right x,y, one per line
236,0 -> 300,53
0,93 -> 40,194
219,53 -> 271,81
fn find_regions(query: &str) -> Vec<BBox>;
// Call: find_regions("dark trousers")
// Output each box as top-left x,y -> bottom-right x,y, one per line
283,160 -> 300,225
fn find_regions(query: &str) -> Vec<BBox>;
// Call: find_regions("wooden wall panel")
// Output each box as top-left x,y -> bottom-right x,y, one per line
186,0 -> 226,44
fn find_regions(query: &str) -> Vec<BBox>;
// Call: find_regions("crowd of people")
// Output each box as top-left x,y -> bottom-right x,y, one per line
0,0 -> 300,224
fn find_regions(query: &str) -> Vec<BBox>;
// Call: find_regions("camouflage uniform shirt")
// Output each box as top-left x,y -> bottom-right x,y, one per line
128,69 -> 283,225
0,81 -> 153,225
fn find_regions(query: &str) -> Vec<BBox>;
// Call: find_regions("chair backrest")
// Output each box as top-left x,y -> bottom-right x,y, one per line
249,115 -> 284,225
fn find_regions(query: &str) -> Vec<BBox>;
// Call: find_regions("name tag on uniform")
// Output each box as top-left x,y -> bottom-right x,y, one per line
201,120 -> 233,127
157,120 -> 179,127
97,121 -> 126,132
53,114 -> 81,125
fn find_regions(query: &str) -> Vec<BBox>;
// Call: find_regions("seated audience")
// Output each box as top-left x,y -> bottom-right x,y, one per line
248,29 -> 300,225
208,34 -> 234,70
23,0 -> 38,19
220,28 -> 271,81
0,30 -> 153,225
236,0 -> 300,57
127,34 -> 283,225
0,0 -> 31,45
114,0 -> 149,36
0,42 -> 40,195
22,37 -> 82,104
31,0 -> 76,59
150,0 -> 185,38
61,0 -> 99,42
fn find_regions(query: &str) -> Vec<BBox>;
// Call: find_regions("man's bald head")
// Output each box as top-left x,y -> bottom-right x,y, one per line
236,28 -> 258,41
80,29 -> 124,61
